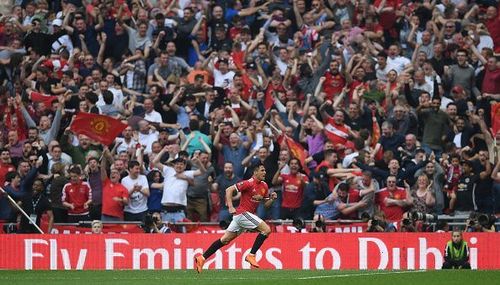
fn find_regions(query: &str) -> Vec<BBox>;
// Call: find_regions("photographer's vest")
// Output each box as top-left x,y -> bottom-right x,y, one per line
447,241 -> 467,261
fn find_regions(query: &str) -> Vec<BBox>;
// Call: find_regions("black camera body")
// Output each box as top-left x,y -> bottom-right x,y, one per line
478,214 -> 496,229
2,223 -> 17,234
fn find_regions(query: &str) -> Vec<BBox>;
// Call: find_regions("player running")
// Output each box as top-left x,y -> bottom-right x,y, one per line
195,163 -> 277,272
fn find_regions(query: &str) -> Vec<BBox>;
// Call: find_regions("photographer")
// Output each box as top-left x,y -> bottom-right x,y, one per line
143,212 -> 171,233
465,212 -> 496,232
311,214 -> 326,233
442,231 -> 471,269
366,212 -> 394,232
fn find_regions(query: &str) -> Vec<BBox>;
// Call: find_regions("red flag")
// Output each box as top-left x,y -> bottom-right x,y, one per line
371,111 -> 380,147
371,111 -> 384,161
492,103 -> 500,136
30,92 -> 58,107
70,112 -> 127,145
278,134 -> 310,175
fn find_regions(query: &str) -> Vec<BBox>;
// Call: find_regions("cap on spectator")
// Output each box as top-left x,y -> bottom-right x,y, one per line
52,19 -> 63,27
184,94 -> 196,101
215,23 -> 226,31
242,25 -> 250,31
178,150 -> 189,159
451,85 -> 464,94
247,62 -> 257,70
365,98 -> 376,105
172,157 -> 186,164
298,47 -> 308,55
66,0 -> 82,7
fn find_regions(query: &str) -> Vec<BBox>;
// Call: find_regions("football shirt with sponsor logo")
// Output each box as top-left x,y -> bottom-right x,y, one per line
234,178 -> 269,215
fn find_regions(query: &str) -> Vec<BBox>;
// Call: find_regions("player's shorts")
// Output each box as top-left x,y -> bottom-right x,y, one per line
226,211 -> 263,234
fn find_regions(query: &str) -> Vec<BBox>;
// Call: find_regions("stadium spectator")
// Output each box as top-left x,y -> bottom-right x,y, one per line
62,166 -> 92,223
153,146 -> 207,223
18,178 -> 53,233
91,220 -> 103,234
122,160 -> 150,221
272,158 -> 308,220
100,147 -> 129,221
375,175 -> 413,222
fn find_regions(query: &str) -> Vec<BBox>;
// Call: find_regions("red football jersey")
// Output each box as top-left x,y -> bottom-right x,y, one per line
324,117 -> 349,145
61,181 -> 92,215
0,163 -> 16,186
234,177 -> 269,215
101,179 -> 129,219
281,173 -> 308,209
323,72 -> 346,101
375,187 -> 407,222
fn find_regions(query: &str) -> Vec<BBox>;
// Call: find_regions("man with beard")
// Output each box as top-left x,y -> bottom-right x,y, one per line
213,162 -> 241,222
272,158 -> 308,220
322,59 -> 348,102
445,116 -> 475,150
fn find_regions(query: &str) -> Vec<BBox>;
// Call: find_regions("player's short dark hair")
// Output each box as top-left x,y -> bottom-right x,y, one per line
253,162 -> 265,172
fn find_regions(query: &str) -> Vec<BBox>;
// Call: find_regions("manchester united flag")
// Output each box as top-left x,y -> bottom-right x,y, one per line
278,134 -> 310,175
70,112 -> 127,145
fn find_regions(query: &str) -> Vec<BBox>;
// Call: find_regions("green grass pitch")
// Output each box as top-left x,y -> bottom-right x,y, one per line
1,270 -> 500,285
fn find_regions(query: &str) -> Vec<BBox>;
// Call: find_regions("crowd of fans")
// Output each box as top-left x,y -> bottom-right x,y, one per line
0,0 -> 499,234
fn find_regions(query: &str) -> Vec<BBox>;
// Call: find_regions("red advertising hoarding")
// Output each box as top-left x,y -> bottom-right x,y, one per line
1,233 -> 499,270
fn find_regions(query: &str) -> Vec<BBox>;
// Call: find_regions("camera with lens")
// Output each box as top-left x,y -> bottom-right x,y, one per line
478,214 -> 496,229
371,218 -> 379,227
411,211 -> 436,222
292,217 -> 305,230
360,212 -> 371,222
402,218 -> 413,226
315,219 -> 325,229
2,223 -> 17,234
142,213 -> 157,232
311,215 -> 326,232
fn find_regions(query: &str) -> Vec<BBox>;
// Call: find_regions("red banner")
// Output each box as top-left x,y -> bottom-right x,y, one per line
70,112 -> 127,145
0,233 -> 499,270
492,102 -> 500,135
